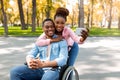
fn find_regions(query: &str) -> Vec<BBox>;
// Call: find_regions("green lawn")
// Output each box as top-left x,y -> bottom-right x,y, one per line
89,27 -> 120,37
0,26 -> 43,37
0,26 -> 120,37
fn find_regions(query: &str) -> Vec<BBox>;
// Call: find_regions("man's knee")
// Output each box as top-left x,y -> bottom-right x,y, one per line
41,70 -> 59,80
10,67 -> 18,76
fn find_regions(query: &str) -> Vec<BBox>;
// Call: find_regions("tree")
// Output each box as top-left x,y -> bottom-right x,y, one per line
31,0 -> 36,32
45,0 -> 52,18
0,0 -> 8,37
78,0 -> 84,28
100,0 -> 107,27
116,0 -> 120,29
118,15 -> 120,29
17,0 -> 27,30
107,0 -> 113,29
89,0 -> 94,28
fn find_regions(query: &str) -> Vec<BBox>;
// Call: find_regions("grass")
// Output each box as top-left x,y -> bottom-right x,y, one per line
0,26 -> 43,37
0,26 -> 120,37
89,27 -> 120,37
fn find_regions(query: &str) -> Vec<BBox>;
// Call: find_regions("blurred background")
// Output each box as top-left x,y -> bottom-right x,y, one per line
0,0 -> 120,37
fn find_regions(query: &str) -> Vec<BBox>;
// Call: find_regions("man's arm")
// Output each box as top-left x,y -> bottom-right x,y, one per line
26,44 -> 40,69
54,40 -> 68,66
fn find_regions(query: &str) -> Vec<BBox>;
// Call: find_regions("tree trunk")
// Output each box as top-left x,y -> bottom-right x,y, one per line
31,0 -> 36,32
0,0 -> 8,37
78,0 -> 80,28
107,0 -> 112,29
89,0 -> 94,28
71,8 -> 75,28
78,0 -> 84,28
17,0 -> 27,30
87,8 -> 90,28
45,0 -> 52,18
118,15 -> 120,29
26,0 -> 29,28
101,0 -> 107,27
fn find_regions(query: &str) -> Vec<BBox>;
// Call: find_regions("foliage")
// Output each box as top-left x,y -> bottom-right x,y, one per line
1,0 -> 120,28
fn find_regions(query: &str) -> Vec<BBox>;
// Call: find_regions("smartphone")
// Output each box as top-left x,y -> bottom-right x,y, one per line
75,28 -> 86,36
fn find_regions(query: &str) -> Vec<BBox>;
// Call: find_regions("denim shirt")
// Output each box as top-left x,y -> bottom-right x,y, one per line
27,35 -> 68,67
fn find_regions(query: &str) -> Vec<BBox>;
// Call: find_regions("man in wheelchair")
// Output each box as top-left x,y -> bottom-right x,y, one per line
10,18 -> 68,80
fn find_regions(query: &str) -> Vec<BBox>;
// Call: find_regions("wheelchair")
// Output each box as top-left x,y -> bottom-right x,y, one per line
59,59 -> 79,80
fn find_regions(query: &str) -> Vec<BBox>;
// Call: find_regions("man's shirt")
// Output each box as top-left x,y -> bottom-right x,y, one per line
27,35 -> 68,67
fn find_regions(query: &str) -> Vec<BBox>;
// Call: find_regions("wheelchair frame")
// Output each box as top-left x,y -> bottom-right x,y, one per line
59,65 -> 79,80
62,66 -> 79,80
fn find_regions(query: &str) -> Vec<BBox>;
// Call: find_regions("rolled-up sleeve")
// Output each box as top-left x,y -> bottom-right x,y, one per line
55,40 -> 68,66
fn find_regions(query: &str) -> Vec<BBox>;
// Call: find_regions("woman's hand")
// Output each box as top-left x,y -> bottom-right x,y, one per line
80,28 -> 89,42
50,35 -> 63,43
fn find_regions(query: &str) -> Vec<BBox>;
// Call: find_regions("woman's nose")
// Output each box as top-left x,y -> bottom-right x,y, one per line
57,24 -> 62,27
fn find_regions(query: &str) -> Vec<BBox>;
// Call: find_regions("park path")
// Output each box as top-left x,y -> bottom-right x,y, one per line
0,37 -> 120,80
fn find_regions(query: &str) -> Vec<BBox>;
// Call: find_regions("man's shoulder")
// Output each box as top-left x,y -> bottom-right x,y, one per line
51,39 -> 67,44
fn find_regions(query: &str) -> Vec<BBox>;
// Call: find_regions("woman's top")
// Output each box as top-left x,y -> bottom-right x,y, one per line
36,27 -> 83,49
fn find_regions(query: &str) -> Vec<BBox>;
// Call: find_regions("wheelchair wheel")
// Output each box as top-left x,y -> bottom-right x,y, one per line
62,66 -> 79,80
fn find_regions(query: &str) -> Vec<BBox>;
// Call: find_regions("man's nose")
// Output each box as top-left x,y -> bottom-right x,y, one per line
48,27 -> 53,30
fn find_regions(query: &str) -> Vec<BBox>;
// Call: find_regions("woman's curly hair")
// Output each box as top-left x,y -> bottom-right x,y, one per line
54,7 -> 69,21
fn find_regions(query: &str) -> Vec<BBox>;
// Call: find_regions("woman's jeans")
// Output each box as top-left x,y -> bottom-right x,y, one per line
67,42 -> 79,80
10,65 -> 59,80
68,42 -> 79,66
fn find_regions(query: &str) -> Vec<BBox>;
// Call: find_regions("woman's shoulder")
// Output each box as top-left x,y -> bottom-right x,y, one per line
63,26 -> 71,32
63,27 -> 74,34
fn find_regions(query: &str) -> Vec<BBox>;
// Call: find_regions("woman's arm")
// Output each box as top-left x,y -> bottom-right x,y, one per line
36,33 -> 63,46
36,33 -> 50,46
50,35 -> 63,43
67,27 -> 89,44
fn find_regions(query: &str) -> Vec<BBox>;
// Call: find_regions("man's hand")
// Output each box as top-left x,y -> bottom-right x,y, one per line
27,58 -> 43,69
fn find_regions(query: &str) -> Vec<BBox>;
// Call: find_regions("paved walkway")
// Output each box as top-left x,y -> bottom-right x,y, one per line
0,37 -> 120,80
